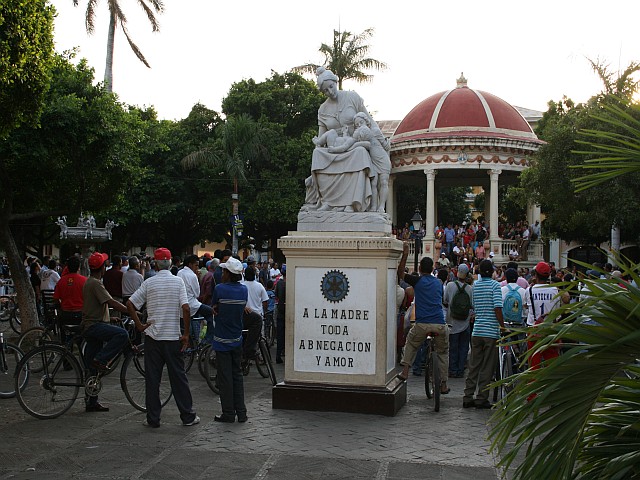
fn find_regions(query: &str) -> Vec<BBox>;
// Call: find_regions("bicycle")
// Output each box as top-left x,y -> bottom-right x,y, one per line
203,329 -> 277,395
14,316 -> 173,419
493,322 -> 527,402
0,332 -> 28,398
263,311 -> 276,348
0,295 -> 21,334
423,331 -> 442,412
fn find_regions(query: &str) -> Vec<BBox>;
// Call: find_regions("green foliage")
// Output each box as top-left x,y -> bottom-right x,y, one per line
523,96 -> 640,244
0,52 -> 146,253
0,0 -> 55,138
395,185 -> 470,228
293,28 -> 387,90
490,255 -> 640,479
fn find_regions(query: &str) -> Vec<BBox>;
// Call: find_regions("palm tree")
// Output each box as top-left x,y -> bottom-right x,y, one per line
489,257 -> 640,479
72,0 -> 164,92
182,114 -> 268,254
293,28 -> 387,90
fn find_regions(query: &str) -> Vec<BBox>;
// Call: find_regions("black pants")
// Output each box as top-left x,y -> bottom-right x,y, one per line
215,346 -> 246,419
242,311 -> 262,360
144,336 -> 196,425
276,310 -> 286,359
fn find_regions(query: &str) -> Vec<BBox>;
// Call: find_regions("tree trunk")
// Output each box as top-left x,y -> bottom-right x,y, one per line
104,10 -> 116,92
0,201 -> 38,333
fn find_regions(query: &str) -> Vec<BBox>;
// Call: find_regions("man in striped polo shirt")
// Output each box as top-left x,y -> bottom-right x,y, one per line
463,259 -> 505,409
127,248 -> 199,428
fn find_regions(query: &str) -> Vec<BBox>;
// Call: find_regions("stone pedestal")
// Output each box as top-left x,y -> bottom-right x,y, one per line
273,227 -> 405,416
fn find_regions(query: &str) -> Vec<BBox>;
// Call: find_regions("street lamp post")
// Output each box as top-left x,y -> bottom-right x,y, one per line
411,208 -> 423,273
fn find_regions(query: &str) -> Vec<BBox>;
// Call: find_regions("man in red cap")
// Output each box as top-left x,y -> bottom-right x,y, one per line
81,252 -> 130,412
525,261 -> 561,373
127,247 -> 199,428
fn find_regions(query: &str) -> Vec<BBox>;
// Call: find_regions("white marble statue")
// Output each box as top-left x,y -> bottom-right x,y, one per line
104,220 -> 118,240
306,67 -> 390,213
56,216 -> 68,239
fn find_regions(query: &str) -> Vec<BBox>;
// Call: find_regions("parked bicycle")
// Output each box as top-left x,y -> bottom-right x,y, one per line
203,329 -> 277,395
14,316 -> 172,419
0,332 -> 27,398
493,322 -> 527,402
0,295 -> 20,334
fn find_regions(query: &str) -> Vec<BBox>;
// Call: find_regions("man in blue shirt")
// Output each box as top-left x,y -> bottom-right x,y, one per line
463,259 -> 505,409
211,257 -> 248,423
397,243 -> 450,395
444,224 -> 456,255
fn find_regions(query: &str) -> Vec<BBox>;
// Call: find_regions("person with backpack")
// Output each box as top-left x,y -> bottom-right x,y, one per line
444,264 -> 473,378
501,268 -> 527,325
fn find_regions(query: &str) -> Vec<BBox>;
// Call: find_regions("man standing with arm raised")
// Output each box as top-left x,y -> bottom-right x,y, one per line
396,243 -> 450,395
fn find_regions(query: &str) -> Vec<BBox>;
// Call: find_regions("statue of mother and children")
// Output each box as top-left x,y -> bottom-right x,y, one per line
302,67 -> 391,215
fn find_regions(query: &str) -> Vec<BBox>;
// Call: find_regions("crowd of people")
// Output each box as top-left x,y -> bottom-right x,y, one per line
394,246 -> 635,409
10,249 -> 285,426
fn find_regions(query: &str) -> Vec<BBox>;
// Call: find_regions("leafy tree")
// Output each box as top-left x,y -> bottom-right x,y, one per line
220,71 -> 324,257
293,28 -> 387,90
72,0 -> 164,92
0,0 -> 55,138
183,113 -> 269,254
395,185 -> 470,228
0,52 -> 145,330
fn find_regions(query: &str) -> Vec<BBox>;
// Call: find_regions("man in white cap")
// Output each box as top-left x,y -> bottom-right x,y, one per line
211,257 -> 249,423
438,252 -> 450,268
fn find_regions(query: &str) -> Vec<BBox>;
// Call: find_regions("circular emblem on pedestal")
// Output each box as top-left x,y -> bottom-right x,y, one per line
457,151 -> 468,164
320,270 -> 350,303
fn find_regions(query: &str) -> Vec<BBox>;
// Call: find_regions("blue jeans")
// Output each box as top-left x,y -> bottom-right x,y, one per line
83,322 -> 129,368
196,304 -> 214,343
449,325 -> 471,376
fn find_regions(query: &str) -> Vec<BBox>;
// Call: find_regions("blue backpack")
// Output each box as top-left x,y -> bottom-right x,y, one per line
503,284 -> 523,323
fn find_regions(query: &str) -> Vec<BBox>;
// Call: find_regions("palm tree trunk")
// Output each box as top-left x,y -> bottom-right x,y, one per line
232,177 -> 239,254
104,10 -> 116,92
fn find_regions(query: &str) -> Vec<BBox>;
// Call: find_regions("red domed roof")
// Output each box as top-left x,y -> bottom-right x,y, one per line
393,76 -> 538,143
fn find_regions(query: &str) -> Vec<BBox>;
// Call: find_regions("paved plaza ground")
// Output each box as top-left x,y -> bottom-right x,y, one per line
0,330 -> 504,479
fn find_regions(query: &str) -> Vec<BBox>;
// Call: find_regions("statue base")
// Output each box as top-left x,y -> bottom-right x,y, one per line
297,210 -> 391,233
274,230 -> 405,416
273,376 -> 406,416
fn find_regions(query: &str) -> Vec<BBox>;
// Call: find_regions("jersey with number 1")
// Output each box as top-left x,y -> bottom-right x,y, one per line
525,284 -> 560,326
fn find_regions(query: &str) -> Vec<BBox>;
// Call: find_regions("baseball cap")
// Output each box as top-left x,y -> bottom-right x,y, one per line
489,251 -> 495,257
154,248 -> 172,260
534,261 -> 551,278
220,257 -> 244,274
457,264 -> 469,279
88,252 -> 108,270
203,252 -> 212,259
246,255 -> 256,265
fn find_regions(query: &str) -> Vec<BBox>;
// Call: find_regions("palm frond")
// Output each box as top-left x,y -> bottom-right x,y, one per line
490,255 -> 640,480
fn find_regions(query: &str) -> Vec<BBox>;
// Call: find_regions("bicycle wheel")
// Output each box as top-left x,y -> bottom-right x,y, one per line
499,352 -> 514,400
203,347 -> 219,395
254,339 -> 270,379
16,345 -> 82,419
9,301 -> 21,334
197,343 -> 210,379
424,344 -> 434,399
258,337 -> 277,386
181,340 -> 196,373
18,327 -> 54,353
1,342 -> 26,398
120,345 -> 173,412
432,351 -> 441,412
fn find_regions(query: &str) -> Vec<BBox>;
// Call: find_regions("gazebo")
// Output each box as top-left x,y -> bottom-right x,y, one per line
386,74 -> 545,265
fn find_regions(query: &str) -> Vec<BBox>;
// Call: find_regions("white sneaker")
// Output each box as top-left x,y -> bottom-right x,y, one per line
183,415 -> 200,426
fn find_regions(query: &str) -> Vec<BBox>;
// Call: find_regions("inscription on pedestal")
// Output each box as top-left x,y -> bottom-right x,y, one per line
294,267 -> 376,375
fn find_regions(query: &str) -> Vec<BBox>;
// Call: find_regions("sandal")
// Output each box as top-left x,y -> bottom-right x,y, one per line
397,373 -> 408,381
440,387 -> 451,394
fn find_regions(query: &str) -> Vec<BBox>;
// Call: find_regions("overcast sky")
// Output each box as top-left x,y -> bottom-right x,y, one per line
49,0 -> 639,122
